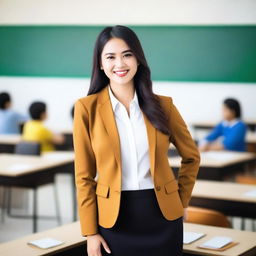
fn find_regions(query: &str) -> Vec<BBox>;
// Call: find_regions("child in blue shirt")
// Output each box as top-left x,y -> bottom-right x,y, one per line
198,98 -> 247,152
0,92 -> 29,134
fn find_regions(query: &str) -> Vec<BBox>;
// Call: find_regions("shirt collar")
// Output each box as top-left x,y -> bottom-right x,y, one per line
223,118 -> 240,127
108,85 -> 139,112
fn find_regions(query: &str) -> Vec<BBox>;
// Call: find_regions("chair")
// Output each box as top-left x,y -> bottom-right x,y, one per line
15,141 -> 41,155
235,174 -> 256,231
185,206 -> 231,228
2,141 -> 61,232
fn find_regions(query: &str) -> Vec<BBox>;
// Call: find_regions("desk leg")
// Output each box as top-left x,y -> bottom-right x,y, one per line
53,182 -> 62,225
71,174 -> 77,221
33,188 -> 37,233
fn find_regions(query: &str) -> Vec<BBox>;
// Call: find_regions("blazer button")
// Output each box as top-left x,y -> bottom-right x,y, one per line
156,186 -> 161,191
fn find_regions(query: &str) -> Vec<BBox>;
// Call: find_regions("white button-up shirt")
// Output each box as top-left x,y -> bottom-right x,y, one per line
108,85 -> 154,191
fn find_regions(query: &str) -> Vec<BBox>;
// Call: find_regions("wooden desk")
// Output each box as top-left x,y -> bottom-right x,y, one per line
183,222 -> 256,256
54,129 -> 73,151
0,130 -> 74,153
0,134 -> 22,153
0,151 -> 75,232
191,120 -> 256,132
0,221 -> 86,256
193,129 -> 256,145
190,180 -> 256,218
169,151 -> 256,180
1,221 -> 256,256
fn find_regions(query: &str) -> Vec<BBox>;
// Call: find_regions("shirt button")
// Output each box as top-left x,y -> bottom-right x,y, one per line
156,186 -> 161,191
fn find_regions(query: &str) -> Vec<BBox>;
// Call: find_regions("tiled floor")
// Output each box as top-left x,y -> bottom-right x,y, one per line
0,174 -> 77,243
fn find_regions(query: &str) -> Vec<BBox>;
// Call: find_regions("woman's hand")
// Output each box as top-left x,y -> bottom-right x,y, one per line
183,207 -> 188,221
87,233 -> 111,256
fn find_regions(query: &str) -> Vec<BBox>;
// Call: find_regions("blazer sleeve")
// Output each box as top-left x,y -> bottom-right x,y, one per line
168,97 -> 201,208
73,99 -> 98,237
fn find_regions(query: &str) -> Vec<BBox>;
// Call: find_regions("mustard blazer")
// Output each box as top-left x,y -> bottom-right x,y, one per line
73,85 -> 201,236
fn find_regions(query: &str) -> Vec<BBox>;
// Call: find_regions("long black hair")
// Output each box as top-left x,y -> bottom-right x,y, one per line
223,98 -> 241,118
87,25 -> 171,136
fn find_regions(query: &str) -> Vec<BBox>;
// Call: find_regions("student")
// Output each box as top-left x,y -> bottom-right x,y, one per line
0,92 -> 28,134
73,25 -> 200,256
22,101 -> 65,152
198,98 -> 247,152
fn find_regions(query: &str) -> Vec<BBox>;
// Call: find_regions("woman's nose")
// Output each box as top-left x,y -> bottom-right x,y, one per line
115,56 -> 126,67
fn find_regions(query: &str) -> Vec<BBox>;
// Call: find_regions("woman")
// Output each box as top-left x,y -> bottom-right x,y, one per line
73,25 -> 200,256
198,98 -> 247,152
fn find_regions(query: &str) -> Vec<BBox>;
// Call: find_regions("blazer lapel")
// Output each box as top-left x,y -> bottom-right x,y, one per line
98,86 -> 157,179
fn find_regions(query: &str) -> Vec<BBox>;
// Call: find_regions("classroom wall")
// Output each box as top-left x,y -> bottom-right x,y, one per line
1,77 -> 255,131
0,0 -> 256,130
1,0 -> 256,25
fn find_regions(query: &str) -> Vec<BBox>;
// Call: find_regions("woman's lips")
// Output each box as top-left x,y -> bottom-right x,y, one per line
114,70 -> 129,77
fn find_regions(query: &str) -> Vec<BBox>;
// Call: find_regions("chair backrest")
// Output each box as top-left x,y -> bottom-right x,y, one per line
235,175 -> 256,185
15,141 -> 41,156
185,206 -> 231,228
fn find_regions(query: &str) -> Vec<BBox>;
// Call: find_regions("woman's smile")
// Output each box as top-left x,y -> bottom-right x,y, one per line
113,70 -> 129,77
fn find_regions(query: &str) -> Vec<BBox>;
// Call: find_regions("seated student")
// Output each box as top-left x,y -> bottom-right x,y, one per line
198,98 -> 247,152
22,101 -> 65,152
0,92 -> 29,134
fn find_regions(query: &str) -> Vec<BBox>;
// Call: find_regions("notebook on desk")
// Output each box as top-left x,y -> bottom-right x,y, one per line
197,236 -> 239,251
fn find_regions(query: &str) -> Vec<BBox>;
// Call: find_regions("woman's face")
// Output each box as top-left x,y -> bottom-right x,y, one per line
100,37 -> 139,87
222,104 -> 235,121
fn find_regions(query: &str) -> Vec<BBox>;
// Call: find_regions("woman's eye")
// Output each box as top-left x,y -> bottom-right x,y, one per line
124,53 -> 132,57
107,56 -> 114,59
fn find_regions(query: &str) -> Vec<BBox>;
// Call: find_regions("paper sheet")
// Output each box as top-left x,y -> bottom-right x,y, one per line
7,164 -> 32,172
183,232 -> 205,244
202,151 -> 236,161
244,189 -> 256,197
199,236 -> 233,249
27,237 -> 64,249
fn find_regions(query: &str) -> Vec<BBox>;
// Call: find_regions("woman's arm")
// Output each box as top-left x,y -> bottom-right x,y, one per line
73,100 -> 98,237
168,97 -> 201,208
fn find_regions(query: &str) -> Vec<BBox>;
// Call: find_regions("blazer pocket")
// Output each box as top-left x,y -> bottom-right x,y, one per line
96,183 -> 110,198
164,179 -> 179,194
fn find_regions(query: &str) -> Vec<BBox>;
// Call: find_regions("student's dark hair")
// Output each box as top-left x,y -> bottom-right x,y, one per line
0,92 -> 11,109
87,25 -> 171,136
223,98 -> 241,118
29,101 -> 46,120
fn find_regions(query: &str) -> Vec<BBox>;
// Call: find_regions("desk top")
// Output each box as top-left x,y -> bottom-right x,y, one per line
192,180 -> 256,203
0,134 -> 22,145
0,221 -> 255,256
184,222 -> 256,256
169,150 -> 256,168
191,119 -> 256,127
0,151 -> 74,177
0,221 -> 86,256
193,130 -> 256,144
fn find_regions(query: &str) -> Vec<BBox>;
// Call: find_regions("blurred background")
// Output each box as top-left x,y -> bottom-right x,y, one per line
0,0 -> 256,251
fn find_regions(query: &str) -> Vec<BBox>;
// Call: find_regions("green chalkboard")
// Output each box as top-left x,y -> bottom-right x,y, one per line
0,25 -> 255,82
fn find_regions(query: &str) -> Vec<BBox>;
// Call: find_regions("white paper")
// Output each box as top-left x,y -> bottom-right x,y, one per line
244,190 -> 256,197
27,237 -> 64,249
183,232 -> 205,244
200,236 -> 233,249
8,164 -> 31,171
203,151 -> 235,161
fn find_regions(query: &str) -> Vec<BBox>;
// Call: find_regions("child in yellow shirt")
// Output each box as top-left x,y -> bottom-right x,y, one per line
22,101 -> 65,152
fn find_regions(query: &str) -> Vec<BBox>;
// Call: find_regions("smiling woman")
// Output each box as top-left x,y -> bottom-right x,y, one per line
100,38 -> 139,86
73,25 -> 200,256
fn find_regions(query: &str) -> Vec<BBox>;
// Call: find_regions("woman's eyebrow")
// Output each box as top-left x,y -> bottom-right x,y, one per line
104,50 -> 132,56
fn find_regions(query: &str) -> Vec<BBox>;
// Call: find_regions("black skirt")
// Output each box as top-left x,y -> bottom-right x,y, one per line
98,188 -> 183,256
